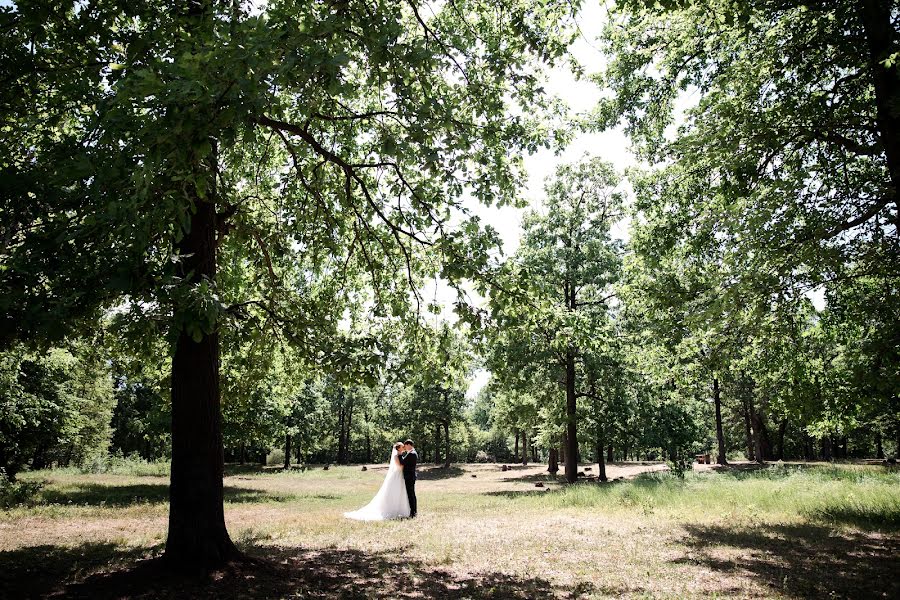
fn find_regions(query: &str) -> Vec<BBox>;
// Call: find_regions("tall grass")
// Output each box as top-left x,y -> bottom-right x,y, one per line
508,464 -> 900,531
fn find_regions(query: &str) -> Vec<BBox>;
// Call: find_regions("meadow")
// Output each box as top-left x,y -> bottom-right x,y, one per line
2,461 -> 898,599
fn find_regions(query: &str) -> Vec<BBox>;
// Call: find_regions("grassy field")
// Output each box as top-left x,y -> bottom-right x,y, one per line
1,461 -> 898,599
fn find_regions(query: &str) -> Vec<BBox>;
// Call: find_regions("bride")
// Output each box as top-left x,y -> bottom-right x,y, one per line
344,442 -> 411,521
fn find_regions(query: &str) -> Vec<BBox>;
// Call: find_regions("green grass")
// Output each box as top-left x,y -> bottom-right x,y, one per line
2,461 -> 898,599
502,464 -> 900,531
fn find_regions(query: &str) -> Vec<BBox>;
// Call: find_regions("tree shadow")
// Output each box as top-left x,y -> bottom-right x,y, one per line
675,522 -> 900,599
415,465 -> 466,480
2,541 -> 577,599
37,484 -> 294,507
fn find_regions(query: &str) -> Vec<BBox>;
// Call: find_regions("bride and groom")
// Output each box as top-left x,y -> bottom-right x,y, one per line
344,439 -> 418,521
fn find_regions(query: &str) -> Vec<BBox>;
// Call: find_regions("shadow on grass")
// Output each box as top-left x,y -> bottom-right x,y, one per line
676,522 -> 900,599
1,542 -> 578,599
415,465 -> 466,481
37,484 -> 294,507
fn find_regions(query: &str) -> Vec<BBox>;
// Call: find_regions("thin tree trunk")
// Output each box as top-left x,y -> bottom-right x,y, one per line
164,181 -> 237,569
444,421 -> 451,469
596,425 -> 607,482
364,410 -> 372,464
776,419 -> 787,461
531,441 -> 537,463
742,397 -> 754,461
239,442 -> 245,465
513,430 -> 519,462
564,350 -> 578,483
713,377 -> 727,465
435,424 -> 442,465
284,432 -> 291,470
875,432 -> 884,459
521,430 -> 528,466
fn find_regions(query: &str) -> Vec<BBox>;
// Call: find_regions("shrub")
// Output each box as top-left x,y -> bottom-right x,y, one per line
0,467 -> 42,508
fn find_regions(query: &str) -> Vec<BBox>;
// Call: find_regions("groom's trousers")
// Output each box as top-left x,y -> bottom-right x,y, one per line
404,478 -> 417,517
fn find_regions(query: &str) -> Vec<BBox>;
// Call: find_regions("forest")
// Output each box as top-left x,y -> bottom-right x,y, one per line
1,0 -> 898,598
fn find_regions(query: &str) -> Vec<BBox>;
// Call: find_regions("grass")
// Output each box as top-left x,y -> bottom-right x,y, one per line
2,461 -> 898,598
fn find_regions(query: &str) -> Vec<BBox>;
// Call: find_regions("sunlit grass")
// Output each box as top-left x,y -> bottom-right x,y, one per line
3,462 -> 898,598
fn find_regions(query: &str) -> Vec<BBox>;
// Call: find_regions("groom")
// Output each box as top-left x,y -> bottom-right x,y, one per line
398,439 -> 418,518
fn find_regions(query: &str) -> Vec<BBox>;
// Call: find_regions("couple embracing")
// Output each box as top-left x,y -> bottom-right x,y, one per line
344,439 -> 418,521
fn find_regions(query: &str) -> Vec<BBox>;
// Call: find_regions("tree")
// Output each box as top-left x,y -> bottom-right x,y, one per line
1,1 -> 580,569
483,156 -> 623,483
0,341 -> 114,478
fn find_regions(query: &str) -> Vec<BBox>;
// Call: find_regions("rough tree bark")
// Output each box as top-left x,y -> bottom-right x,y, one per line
164,184 -> 238,569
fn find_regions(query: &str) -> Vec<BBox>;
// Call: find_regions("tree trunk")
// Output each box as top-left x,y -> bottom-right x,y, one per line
364,410 -> 372,464
564,350 -> 578,483
531,441 -> 537,463
860,0 -> 900,227
294,435 -> 302,464
713,377 -> 727,465
239,442 -> 245,465
337,405 -> 345,464
875,432 -> 884,459
596,426 -> 607,482
164,190 -> 238,569
776,419 -> 787,461
444,421 -> 451,469
548,448 -> 559,474
435,424 -> 442,465
822,437 -> 833,461
513,430 -> 519,462
559,432 -> 567,465
521,430 -> 528,466
606,445 -> 613,464
742,397 -> 754,461
284,432 -> 291,470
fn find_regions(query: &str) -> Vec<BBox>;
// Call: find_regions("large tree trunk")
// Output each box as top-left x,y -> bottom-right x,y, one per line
713,377 -> 727,465
548,448 -> 559,474
444,421 -> 451,469
564,350 -> 578,483
860,0 -> 900,225
164,191 -> 238,569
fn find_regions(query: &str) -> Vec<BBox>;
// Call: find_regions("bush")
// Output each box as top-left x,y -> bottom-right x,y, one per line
75,451 -> 170,477
0,468 -> 42,508
266,449 -> 285,466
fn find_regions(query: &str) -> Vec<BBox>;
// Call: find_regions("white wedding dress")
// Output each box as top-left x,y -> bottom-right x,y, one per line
344,448 -> 411,521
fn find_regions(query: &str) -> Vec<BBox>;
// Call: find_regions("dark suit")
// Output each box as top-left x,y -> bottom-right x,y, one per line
399,449 -> 418,517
